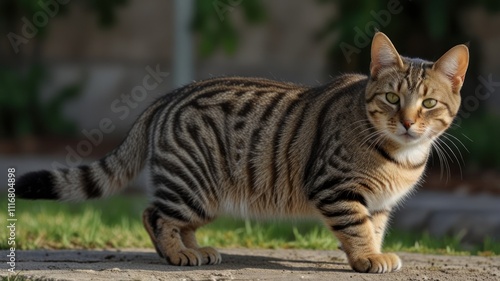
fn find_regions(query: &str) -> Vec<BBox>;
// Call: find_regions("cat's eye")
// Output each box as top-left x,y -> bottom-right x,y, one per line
422,98 -> 437,108
385,93 -> 400,104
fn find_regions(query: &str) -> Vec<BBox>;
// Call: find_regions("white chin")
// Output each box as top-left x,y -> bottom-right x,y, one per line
394,134 -> 421,145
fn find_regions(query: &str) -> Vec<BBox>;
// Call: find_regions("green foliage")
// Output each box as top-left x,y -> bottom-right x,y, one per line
316,0 -> 500,71
0,65 -> 81,138
0,275 -> 39,281
0,196 -> 149,250
198,217 -> 338,250
384,230 -> 469,255
86,0 -> 129,28
0,0 -> 128,36
450,113 -> 500,169
192,0 -> 266,57
0,0 -> 127,138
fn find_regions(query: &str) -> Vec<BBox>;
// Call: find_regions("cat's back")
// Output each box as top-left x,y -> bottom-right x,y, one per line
164,74 -> 368,110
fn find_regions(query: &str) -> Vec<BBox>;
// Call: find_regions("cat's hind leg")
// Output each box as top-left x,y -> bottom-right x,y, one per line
142,205 -> 218,266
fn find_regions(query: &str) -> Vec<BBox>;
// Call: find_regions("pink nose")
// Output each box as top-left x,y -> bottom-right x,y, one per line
402,120 -> 415,130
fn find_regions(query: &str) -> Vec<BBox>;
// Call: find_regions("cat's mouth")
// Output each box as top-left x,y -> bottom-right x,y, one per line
397,132 -> 420,143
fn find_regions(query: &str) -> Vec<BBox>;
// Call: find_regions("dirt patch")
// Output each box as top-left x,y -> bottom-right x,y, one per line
3,249 -> 499,280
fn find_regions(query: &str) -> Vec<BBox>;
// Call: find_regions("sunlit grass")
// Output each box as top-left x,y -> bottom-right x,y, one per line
1,195 -> 498,255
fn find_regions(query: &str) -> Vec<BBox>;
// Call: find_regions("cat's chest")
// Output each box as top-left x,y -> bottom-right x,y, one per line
366,158 -> 427,213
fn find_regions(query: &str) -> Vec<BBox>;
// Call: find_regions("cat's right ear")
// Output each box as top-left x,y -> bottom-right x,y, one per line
370,32 -> 404,78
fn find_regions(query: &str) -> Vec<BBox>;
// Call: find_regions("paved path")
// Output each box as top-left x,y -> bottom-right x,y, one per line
2,248 -> 499,280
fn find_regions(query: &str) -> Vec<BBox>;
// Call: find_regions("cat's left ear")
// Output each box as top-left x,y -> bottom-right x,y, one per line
433,45 -> 469,93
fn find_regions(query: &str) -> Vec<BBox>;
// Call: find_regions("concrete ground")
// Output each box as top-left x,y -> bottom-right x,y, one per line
2,248 -> 499,281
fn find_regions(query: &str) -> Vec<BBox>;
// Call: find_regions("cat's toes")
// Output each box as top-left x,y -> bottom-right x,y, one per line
166,248 -> 203,266
198,246 -> 222,265
351,253 -> 402,273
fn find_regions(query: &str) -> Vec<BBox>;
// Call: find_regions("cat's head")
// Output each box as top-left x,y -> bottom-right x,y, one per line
365,32 -> 469,147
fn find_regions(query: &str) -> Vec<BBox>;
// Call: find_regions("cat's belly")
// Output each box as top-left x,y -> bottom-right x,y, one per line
218,189 -> 317,219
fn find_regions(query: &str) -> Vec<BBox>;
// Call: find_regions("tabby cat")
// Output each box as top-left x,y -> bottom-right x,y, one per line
17,32 -> 469,273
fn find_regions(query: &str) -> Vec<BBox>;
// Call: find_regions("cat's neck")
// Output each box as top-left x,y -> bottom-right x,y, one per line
381,138 -> 432,168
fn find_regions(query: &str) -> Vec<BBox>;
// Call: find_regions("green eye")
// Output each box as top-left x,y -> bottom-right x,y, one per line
422,98 -> 437,108
385,93 -> 400,104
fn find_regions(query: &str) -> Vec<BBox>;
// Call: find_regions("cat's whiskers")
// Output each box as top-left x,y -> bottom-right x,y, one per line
428,135 -> 452,182
440,134 -> 467,167
431,129 -> 465,182
429,129 -> 467,179
437,138 -> 463,179
365,131 -> 387,156
357,130 -> 385,151
460,132 -> 474,143
345,120 -> 374,147
443,132 -> 470,153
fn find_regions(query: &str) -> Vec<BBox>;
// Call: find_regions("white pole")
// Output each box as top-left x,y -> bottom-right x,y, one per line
173,0 -> 194,87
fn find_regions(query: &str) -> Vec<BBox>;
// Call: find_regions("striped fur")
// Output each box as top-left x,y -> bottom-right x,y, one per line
17,32 -> 469,273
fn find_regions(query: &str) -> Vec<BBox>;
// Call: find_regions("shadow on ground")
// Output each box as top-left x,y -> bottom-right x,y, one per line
3,248 -> 499,280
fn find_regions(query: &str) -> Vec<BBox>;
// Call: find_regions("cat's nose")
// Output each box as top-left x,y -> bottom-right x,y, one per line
402,119 -> 415,130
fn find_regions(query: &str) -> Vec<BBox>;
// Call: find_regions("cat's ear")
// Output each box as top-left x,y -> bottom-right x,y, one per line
370,32 -> 404,78
433,44 -> 469,93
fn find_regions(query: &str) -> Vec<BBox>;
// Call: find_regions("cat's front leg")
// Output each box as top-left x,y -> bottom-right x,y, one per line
316,198 -> 401,273
371,208 -> 392,252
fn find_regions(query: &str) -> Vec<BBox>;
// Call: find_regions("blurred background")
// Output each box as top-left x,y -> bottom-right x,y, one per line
1,0 -> 499,250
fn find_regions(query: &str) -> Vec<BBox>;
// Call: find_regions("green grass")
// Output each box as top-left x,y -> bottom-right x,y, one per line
0,275 -> 44,281
1,195 -> 498,255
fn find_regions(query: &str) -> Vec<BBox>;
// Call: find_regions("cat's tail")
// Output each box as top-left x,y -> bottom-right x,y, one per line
17,99 -> 165,201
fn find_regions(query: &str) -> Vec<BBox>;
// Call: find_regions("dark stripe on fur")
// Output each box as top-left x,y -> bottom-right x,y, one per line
365,92 -> 380,103
98,158 -> 113,177
234,120 -> 246,131
154,157 -> 207,205
317,189 -> 367,208
331,217 -> 368,232
285,103 -> 308,187
375,145 -> 399,164
237,99 -> 255,116
202,115 -> 232,184
308,177 -> 353,200
153,174 -> 209,220
272,98 -> 302,203
153,200 -> 190,222
80,165 -> 102,198
185,126 -> 219,197
154,187 -> 182,204
17,170 -> 59,199
321,208 -> 358,218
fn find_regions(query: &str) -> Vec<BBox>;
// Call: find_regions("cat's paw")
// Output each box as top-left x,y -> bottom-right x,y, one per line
350,253 -> 402,273
198,246 -> 222,265
165,248 -> 203,266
